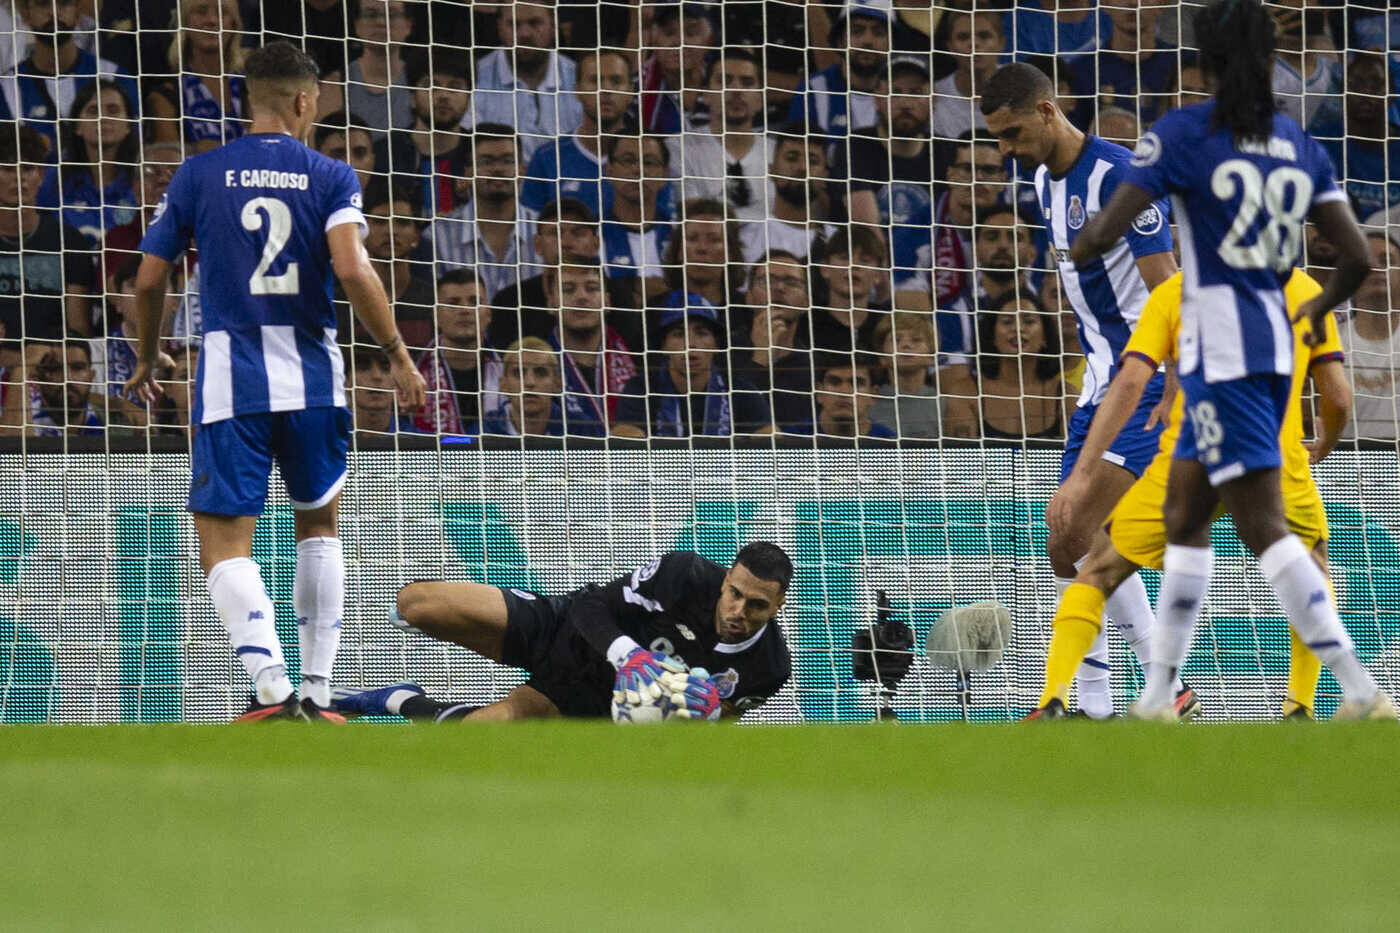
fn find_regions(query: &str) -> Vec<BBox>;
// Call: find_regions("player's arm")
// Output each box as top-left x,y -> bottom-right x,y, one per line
1133,250 -> 1177,291
1068,182 -> 1156,267
1294,200 -> 1372,347
327,222 -> 426,409
123,254 -> 174,403
1308,358 -> 1351,463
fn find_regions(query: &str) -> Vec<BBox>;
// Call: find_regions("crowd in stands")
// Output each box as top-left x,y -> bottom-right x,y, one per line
0,0 -> 1397,441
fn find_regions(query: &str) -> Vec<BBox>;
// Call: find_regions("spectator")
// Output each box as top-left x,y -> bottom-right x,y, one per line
811,226 -> 887,352
1172,56 -> 1210,109
837,55 -> 935,235
639,3 -> 715,135
1314,52 -> 1400,220
895,130 -> 1007,313
154,344 -> 197,435
1069,0 -> 1177,127
544,254 -> 638,436
472,1 -> 583,163
785,351 -> 896,439
1006,0 -> 1110,63
145,0 -> 248,151
0,122 -> 95,340
1270,2 -> 1340,131
44,79 -> 140,246
740,124 -> 836,263
349,346 -> 416,439
662,196 -> 743,309
1037,266 -> 1084,397
86,254 -> 147,426
376,47 -> 471,216
10,338 -> 104,435
870,311 -> 940,439
520,48 -> 635,223
1093,105 -> 1140,148
261,0 -> 355,81
414,267 -> 503,436
102,138 -> 183,295
613,293 -> 771,438
602,133 -> 677,305
945,293 -> 1068,440
936,202 -> 1038,367
668,49 -> 768,221
788,0 -> 890,138
356,175 -> 434,346
729,249 -> 816,431
480,337 -> 564,437
333,0 -> 414,139
932,9 -> 1003,142
1338,229 -> 1400,442
432,122 -> 532,306
0,0 -> 139,150
314,110 -> 378,191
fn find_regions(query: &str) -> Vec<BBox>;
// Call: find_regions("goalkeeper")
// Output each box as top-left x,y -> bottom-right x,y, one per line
1034,267 -> 1350,719
333,544 -> 793,722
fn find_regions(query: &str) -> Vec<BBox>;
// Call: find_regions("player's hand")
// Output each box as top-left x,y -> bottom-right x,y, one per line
123,359 -> 165,405
1047,473 -> 1089,536
664,667 -> 722,721
1145,395 -> 1171,431
613,648 -> 688,706
388,351 -> 427,410
1308,435 -> 1337,465
1291,295 -> 1331,348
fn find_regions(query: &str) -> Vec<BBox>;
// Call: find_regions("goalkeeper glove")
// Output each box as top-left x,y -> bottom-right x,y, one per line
664,667 -> 722,721
613,648 -> 689,707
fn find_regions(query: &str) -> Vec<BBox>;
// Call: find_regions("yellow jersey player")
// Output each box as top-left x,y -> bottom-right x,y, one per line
1030,267 -> 1351,719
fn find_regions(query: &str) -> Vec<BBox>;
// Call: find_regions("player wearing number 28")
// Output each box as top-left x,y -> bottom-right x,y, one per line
124,42 -> 426,722
1070,0 -> 1394,721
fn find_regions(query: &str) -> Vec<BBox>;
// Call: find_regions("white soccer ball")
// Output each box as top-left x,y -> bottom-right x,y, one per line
611,690 -> 668,724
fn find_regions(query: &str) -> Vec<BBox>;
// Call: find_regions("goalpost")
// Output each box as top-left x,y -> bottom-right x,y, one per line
0,0 -> 1396,723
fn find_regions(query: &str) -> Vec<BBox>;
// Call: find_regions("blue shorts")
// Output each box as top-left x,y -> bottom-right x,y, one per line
1060,371 -> 1166,483
1174,372 -> 1290,487
189,407 -> 351,516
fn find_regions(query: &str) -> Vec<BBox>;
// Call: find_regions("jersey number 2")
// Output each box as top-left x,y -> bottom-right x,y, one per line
241,197 -> 300,295
1211,160 -> 1312,274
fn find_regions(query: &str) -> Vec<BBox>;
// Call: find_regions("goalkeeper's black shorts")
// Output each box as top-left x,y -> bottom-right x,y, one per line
497,587 -> 614,718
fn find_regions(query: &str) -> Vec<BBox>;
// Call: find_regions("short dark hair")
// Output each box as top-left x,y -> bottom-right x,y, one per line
734,542 -> 794,595
408,45 -> 473,89
362,175 -> 422,216
0,121 -> 48,163
816,350 -> 880,382
538,198 -> 596,225
437,267 -> 485,292
313,111 -> 372,150
979,62 -> 1055,117
351,346 -> 390,374
824,225 -> 888,265
245,41 -> 320,85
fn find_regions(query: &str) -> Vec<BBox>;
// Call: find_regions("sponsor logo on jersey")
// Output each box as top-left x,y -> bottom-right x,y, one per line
712,668 -> 739,699
1131,131 -> 1162,167
676,623 -> 696,641
1132,205 -> 1164,236
150,192 -> 169,225
350,192 -> 363,209
1067,195 -> 1085,230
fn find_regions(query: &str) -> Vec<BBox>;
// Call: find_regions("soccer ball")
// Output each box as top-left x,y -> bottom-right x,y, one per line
611,690 -> 668,724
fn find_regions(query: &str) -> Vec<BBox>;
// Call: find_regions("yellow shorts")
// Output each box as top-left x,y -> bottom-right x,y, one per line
1107,466 -> 1328,571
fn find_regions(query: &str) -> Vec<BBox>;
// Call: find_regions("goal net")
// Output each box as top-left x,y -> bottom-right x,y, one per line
0,0 -> 1397,723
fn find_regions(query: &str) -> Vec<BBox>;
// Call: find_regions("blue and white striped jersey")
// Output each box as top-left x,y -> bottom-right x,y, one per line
140,133 -> 366,424
1123,102 -> 1344,382
785,64 -> 877,139
1034,134 -> 1173,406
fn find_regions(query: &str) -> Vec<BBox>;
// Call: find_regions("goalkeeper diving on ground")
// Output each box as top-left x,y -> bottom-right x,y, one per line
1032,266 -> 1349,720
332,544 -> 793,722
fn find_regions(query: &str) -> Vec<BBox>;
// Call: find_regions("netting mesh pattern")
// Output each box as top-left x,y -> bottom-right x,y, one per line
1,449 -> 1396,724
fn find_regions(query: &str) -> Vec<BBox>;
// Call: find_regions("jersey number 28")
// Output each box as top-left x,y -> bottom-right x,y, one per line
1211,160 -> 1312,274
241,197 -> 300,295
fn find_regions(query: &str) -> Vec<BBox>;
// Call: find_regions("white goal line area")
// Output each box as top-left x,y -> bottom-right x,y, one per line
1,447 -> 1397,724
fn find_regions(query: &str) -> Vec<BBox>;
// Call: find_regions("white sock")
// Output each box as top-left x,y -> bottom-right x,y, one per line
208,557 -> 291,705
1259,536 -> 1378,703
1077,630 -> 1114,719
1105,572 -> 1183,693
295,536 -> 345,708
1139,545 -> 1212,711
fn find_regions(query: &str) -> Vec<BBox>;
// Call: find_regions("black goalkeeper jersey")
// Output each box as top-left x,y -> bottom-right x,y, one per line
560,551 -> 791,713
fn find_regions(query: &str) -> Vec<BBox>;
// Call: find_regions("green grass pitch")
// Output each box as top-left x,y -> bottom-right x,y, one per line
2,722 -> 1398,932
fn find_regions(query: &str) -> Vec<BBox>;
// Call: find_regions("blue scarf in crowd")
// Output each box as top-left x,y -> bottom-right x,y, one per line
653,366 -> 731,437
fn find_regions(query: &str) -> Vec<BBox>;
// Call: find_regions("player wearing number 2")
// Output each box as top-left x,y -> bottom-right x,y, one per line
1071,0 -> 1394,720
125,42 -> 427,722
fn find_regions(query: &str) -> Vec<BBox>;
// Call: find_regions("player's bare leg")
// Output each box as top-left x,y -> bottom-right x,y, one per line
464,685 -> 560,721
194,512 -> 299,718
395,581 -> 509,661
292,494 -> 345,719
1049,462 -> 1150,717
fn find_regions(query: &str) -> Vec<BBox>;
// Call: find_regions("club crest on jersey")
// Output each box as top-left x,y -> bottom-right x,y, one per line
1131,131 -> 1163,167
1132,205 -> 1164,236
1067,195 -> 1085,230
712,668 -> 739,699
